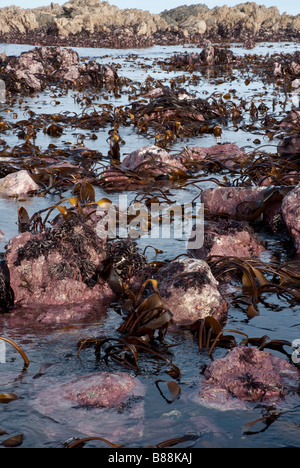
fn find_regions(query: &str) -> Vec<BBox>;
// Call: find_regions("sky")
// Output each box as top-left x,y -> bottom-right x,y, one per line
0,0 -> 298,16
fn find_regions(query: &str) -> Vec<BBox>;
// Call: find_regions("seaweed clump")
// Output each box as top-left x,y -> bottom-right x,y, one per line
14,214 -> 105,286
103,239 -> 151,293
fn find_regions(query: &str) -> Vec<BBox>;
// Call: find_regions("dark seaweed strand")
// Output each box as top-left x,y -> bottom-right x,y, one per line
14,215 -> 105,286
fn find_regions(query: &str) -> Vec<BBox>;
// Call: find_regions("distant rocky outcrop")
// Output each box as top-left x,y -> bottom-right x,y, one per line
161,2 -> 300,42
0,0 -> 299,48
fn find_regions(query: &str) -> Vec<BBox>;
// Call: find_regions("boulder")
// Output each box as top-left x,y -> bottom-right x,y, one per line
196,346 -> 299,410
201,186 -> 268,219
32,372 -> 145,440
0,170 -> 39,197
282,183 -> 300,253
5,214 -> 114,309
192,220 -> 265,259
180,143 -> 248,169
155,258 -> 228,326
122,145 -> 186,176
2,46 -> 118,93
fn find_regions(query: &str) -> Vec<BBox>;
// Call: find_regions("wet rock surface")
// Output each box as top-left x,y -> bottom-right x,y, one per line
32,372 -> 145,440
156,258 -> 228,326
5,215 -> 114,309
201,186 -> 283,224
180,144 -> 248,170
282,183 -> 300,254
0,170 -> 39,197
122,145 -> 186,176
197,346 -> 299,410
0,46 -> 118,93
192,220 -> 265,260
170,46 -> 235,69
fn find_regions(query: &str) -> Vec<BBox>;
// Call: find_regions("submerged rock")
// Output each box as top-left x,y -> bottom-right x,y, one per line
192,220 -> 265,260
0,170 -> 39,197
282,183 -> 300,254
180,143 -> 248,169
5,214 -> 114,309
32,372 -> 145,441
202,186 -> 268,219
155,258 -> 228,326
122,145 -> 185,176
196,346 -> 299,411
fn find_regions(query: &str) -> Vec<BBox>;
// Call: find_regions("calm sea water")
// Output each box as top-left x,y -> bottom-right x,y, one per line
0,42 -> 299,448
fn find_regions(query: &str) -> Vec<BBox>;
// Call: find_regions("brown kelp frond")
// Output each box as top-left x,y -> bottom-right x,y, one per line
207,256 -> 300,309
0,337 -> 29,368
77,279 -> 180,378
65,436 -> 124,449
65,433 -> 200,449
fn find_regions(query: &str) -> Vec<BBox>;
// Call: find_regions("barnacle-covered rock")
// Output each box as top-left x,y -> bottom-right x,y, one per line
155,258 -> 228,326
6,215 -> 114,310
194,346 -> 299,410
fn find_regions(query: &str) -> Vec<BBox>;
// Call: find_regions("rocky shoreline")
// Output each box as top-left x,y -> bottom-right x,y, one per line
0,0 -> 299,49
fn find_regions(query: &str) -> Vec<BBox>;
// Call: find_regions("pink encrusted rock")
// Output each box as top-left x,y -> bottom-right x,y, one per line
282,183 -> 300,254
122,145 -> 186,175
0,170 -> 39,197
196,346 -> 299,410
3,46 -> 118,93
5,215 -> 114,310
201,186 -> 268,219
280,108 -> 300,130
181,144 -> 247,169
192,220 -> 265,260
61,373 -> 143,408
156,258 -> 228,326
31,373 -> 145,441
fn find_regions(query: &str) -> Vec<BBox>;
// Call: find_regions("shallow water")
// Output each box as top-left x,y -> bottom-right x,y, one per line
0,42 -> 299,448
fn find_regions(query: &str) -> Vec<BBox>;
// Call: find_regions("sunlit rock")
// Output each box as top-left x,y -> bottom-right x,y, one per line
0,170 -> 39,197
6,215 -> 114,310
155,257 -> 228,326
122,145 -> 186,175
